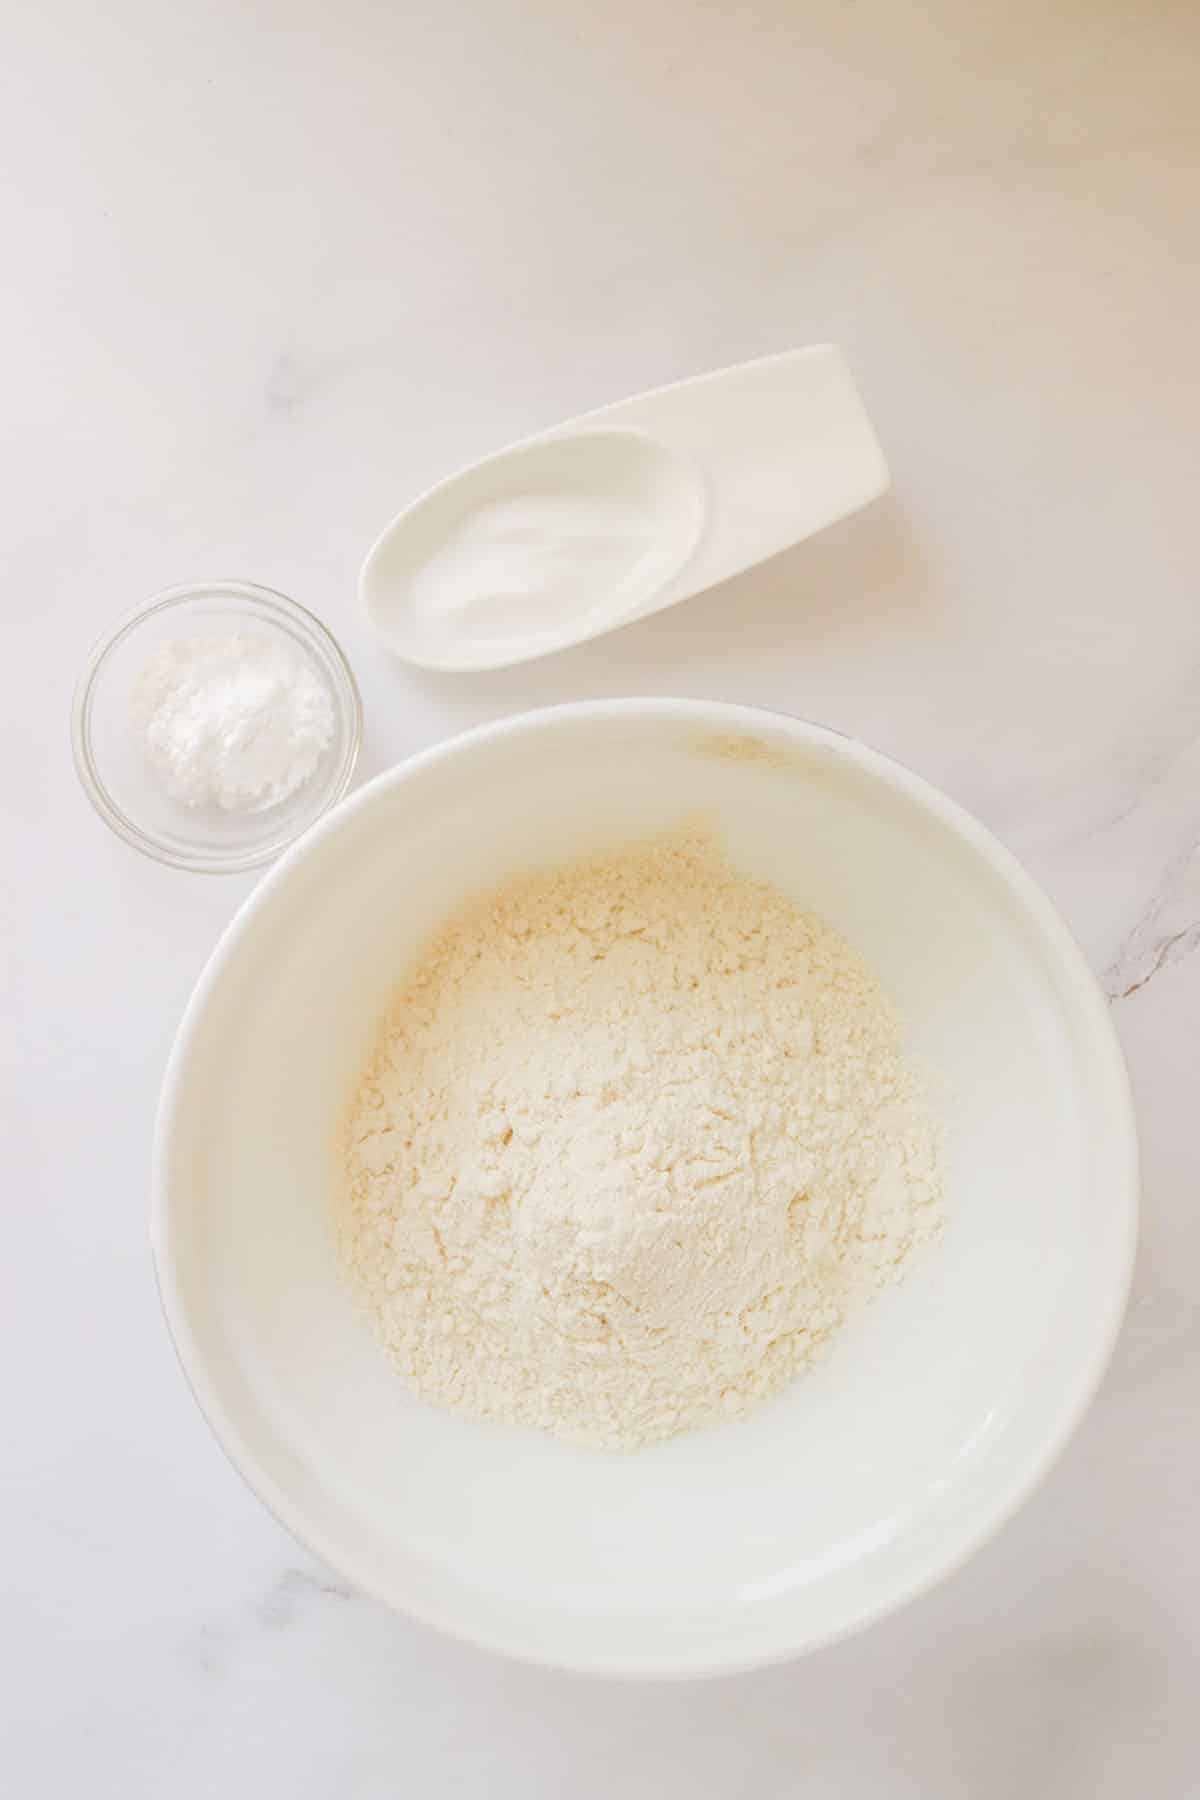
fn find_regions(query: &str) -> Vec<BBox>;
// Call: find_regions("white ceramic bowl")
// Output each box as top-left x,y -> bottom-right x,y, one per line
152,700 -> 1137,1677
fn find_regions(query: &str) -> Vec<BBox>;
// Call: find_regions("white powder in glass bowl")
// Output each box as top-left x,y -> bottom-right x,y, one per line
130,633 -> 335,812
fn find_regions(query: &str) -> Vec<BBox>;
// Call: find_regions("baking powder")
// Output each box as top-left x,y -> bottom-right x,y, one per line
130,633 -> 334,812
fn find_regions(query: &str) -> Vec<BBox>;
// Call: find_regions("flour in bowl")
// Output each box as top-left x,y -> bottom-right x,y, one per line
337,828 -> 943,1451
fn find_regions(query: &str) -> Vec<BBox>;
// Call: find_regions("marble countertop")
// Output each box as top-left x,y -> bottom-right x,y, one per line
8,0 -> 1199,1791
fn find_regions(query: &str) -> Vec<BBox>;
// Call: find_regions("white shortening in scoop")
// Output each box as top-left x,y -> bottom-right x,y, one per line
360,345 -> 889,672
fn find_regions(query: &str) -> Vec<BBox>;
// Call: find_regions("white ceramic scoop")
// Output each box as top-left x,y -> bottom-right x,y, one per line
361,344 -> 888,672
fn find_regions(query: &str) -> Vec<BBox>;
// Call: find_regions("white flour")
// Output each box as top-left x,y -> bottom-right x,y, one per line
130,633 -> 334,811
338,828 -> 943,1451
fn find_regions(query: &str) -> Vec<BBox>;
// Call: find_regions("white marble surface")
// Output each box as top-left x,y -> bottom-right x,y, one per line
7,0 -> 1199,1790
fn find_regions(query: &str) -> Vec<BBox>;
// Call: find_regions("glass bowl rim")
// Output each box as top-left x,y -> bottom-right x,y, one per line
71,579 -> 363,873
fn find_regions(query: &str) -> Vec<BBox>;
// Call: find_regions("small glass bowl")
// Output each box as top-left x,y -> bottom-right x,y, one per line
72,581 -> 362,872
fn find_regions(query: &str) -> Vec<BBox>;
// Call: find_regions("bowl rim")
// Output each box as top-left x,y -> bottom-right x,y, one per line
150,697 -> 1139,1677
71,579 -> 363,872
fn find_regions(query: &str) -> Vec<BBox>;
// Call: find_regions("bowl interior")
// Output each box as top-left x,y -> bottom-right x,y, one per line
155,704 -> 1134,1673
361,429 -> 708,672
